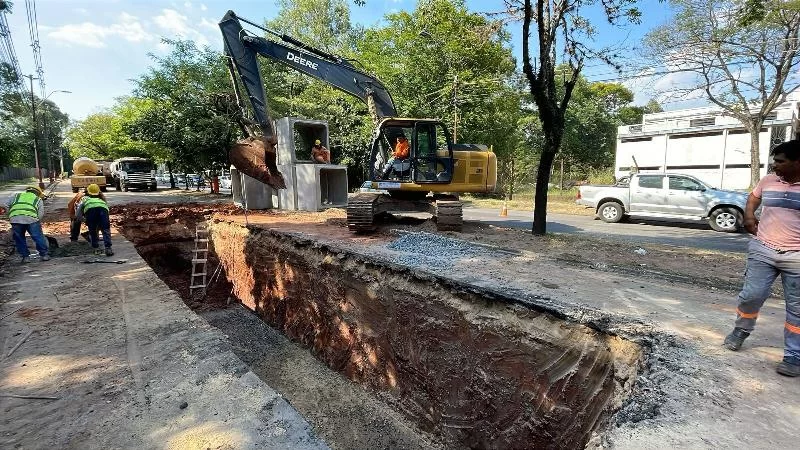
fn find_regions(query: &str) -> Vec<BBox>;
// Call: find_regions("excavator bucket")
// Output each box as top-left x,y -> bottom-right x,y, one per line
229,136 -> 286,190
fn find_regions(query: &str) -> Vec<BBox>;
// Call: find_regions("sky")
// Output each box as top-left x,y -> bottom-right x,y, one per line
3,0 -> 677,121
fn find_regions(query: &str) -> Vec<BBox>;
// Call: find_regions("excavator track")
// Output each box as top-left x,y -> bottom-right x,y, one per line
347,193 -> 381,232
435,200 -> 463,231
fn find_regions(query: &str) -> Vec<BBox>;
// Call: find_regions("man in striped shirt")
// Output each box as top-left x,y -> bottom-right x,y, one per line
724,140 -> 800,377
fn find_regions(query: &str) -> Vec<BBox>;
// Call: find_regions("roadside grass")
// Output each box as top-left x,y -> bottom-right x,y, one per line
461,188 -> 595,216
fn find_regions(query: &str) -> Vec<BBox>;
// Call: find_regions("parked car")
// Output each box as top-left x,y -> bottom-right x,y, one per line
219,175 -> 232,190
577,173 -> 748,232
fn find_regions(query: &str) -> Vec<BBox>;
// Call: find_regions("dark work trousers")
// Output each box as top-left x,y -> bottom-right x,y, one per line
85,208 -> 112,249
70,218 -> 83,241
734,239 -> 800,365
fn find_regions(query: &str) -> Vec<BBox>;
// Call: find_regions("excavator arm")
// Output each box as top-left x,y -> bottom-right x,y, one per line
219,11 -> 397,190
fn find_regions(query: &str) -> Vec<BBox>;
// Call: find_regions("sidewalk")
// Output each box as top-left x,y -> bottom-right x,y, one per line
0,228 -> 327,448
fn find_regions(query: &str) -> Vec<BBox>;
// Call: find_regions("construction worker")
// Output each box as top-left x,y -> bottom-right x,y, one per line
76,184 -> 113,256
4,186 -> 49,263
68,189 -> 84,242
723,140 -> 800,377
381,133 -> 410,179
311,139 -> 331,164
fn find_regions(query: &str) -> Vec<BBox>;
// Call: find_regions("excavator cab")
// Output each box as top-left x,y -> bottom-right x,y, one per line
371,119 -> 454,184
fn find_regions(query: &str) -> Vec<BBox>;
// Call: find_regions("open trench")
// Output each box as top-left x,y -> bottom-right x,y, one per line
113,205 -> 644,449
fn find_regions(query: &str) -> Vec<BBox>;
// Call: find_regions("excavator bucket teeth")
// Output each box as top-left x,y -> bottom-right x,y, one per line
229,136 -> 286,190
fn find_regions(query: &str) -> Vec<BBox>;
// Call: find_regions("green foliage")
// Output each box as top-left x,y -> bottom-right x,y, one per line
129,39 -> 237,173
0,62 -> 69,170
618,99 -> 663,125
0,63 -> 28,167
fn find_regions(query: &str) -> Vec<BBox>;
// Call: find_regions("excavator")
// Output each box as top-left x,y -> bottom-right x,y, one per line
219,10 -> 496,232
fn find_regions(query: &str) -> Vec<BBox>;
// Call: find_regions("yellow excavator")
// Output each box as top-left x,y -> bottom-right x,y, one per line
220,11 -> 496,232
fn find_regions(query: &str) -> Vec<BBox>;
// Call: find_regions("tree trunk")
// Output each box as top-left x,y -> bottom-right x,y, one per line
749,126 -> 762,189
509,159 -> 515,201
533,150 -> 557,235
167,161 -> 175,189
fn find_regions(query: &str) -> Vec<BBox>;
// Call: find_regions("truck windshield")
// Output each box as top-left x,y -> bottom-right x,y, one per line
121,161 -> 154,172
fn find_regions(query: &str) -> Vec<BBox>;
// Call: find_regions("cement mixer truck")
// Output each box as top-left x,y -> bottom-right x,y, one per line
70,157 -> 107,193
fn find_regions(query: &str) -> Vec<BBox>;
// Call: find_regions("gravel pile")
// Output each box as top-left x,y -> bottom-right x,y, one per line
385,232 -> 491,271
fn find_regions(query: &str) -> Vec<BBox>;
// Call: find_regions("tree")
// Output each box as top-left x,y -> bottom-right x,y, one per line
645,0 -> 800,188
0,62 -> 28,167
130,39 -> 238,176
514,0 -> 642,235
37,98 -> 69,174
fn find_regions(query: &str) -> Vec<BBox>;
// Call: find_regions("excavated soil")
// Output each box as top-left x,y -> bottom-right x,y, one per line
209,221 -> 642,448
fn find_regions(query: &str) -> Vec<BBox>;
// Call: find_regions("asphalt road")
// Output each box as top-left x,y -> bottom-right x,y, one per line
464,207 -> 751,253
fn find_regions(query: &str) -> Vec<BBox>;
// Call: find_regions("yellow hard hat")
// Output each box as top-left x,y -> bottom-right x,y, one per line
26,186 -> 44,197
314,139 -> 321,145
87,184 -> 101,195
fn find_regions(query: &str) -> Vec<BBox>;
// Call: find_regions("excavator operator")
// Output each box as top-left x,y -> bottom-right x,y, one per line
381,133 -> 410,179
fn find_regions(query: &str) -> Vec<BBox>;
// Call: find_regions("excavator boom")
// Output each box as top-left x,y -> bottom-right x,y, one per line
219,10 -> 397,191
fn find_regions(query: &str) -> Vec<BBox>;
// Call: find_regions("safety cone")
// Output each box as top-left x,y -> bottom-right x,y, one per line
499,201 -> 508,217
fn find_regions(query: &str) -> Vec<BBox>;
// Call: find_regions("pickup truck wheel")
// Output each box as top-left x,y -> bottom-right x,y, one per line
709,207 -> 742,232
598,202 -> 624,223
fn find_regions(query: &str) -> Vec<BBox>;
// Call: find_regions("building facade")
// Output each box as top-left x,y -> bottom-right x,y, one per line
615,95 -> 800,190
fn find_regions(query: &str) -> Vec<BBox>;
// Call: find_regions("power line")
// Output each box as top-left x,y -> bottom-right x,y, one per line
24,0 -> 45,98
0,5 -> 27,101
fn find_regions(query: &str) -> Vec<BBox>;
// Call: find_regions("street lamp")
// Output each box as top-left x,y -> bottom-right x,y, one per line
419,30 -> 460,143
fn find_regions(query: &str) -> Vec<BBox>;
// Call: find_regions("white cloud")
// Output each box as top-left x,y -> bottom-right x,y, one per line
47,13 -> 154,48
153,9 -> 210,46
184,1 -> 192,9
199,17 -> 217,32
201,4 -> 208,11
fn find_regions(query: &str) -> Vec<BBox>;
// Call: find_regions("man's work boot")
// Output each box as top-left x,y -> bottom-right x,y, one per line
776,360 -> 800,377
105,247 -> 114,257
723,327 -> 751,351
94,248 -> 104,256
20,256 -> 30,264
40,255 -> 50,262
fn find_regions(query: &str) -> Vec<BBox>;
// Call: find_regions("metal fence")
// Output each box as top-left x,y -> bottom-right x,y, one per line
0,167 -> 50,182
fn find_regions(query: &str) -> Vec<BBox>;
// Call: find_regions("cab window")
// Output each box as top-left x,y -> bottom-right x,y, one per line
669,176 -> 704,191
637,175 -> 664,189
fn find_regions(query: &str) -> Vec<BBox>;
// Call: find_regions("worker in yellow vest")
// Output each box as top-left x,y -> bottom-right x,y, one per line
4,186 -> 49,263
75,184 -> 113,256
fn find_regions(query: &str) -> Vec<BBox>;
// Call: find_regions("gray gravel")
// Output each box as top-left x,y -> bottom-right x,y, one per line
385,232 -> 499,271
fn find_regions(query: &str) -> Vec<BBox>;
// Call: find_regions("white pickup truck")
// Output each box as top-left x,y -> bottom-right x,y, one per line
577,173 -> 749,232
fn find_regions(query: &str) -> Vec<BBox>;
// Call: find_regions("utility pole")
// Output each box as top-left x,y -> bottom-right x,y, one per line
43,103 -> 54,182
24,74 -> 45,190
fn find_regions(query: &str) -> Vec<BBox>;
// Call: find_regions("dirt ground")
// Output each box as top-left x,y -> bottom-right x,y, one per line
0,188 -> 326,449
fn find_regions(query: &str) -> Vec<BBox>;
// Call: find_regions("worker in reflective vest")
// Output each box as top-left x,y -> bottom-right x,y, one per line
76,184 -> 113,256
4,186 -> 49,263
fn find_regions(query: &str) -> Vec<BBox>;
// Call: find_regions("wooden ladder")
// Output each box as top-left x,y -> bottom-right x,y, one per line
189,223 -> 210,297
